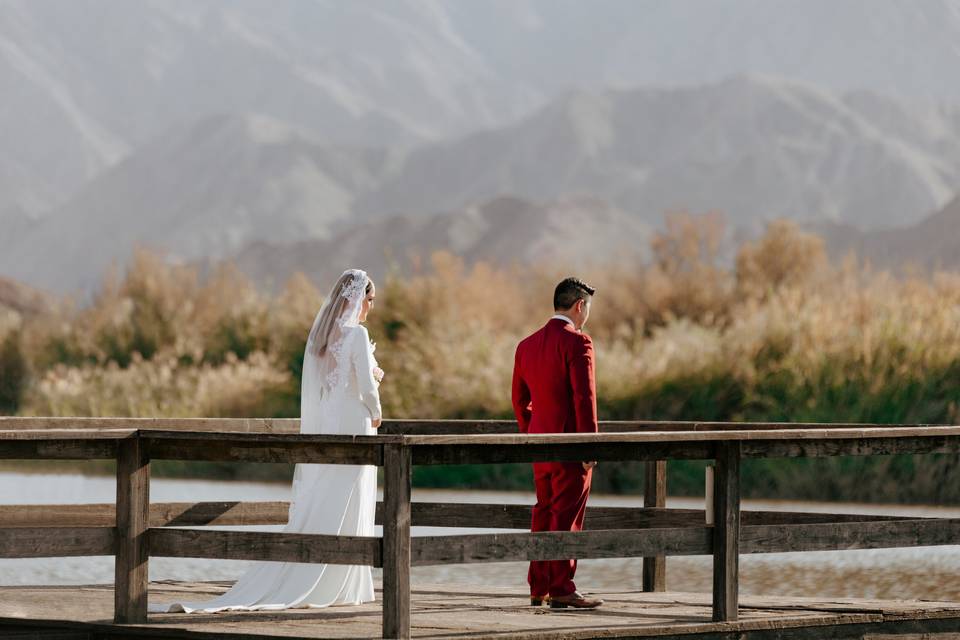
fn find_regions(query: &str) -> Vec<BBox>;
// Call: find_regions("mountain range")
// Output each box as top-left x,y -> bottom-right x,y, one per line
816,195 -> 960,272
356,76 -> 960,230
226,195 -> 651,291
5,0 -> 960,218
4,74 -> 960,293
3,0 -> 960,294
232,191 -> 960,292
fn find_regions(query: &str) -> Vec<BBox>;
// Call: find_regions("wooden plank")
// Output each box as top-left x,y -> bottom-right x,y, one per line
741,518 -> 960,553
0,417 -> 300,433
380,420 -> 518,435
0,527 -> 115,557
386,503 -> 705,530
3,431 -> 959,464
742,435 -> 960,458
6,581 -> 960,640
145,435 -> 384,465
411,527 -> 712,566
1,430 -> 947,465
6,420 -> 960,464
0,428 -> 136,439
382,443 -> 412,640
593,420 -> 956,433
400,425 -> 960,445
705,465 -> 715,526
740,510 -> 911,525
0,500 -> 913,530
114,435 -> 150,624
152,500 -> 289,527
142,430 -> 397,443
8,416 -> 941,433
0,504 -> 120,528
712,441 -> 741,623
148,528 -> 380,565
0,439 -> 119,460
411,441 -> 715,465
0,501 -> 291,528
643,459 -> 667,592
410,435 -> 960,465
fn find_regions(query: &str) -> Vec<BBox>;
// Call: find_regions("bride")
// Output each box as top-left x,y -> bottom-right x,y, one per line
151,268 -> 383,613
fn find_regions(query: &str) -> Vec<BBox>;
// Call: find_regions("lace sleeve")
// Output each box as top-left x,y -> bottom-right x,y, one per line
352,326 -> 382,421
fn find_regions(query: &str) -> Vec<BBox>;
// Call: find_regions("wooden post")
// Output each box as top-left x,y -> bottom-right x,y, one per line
114,434 -> 150,623
642,460 -> 667,592
382,443 -> 412,639
712,441 -> 740,622
705,465 -> 714,525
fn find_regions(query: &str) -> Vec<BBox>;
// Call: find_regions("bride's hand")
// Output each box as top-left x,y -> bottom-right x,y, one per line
372,418 -> 382,429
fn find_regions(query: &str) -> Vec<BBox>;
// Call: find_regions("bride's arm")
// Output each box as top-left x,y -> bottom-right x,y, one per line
352,327 -> 383,427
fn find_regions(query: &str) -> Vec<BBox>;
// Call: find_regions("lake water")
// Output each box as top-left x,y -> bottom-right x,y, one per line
2,471 -> 959,600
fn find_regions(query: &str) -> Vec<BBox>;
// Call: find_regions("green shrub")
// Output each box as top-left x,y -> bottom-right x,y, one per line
0,331 -> 27,414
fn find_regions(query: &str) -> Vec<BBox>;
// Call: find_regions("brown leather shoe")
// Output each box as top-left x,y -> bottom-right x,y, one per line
549,591 -> 603,609
530,595 -> 550,606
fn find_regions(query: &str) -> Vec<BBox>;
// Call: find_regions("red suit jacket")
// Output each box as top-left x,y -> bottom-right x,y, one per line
511,318 -> 598,435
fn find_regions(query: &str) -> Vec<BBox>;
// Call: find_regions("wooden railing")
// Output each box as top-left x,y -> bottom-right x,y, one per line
2,418 -> 960,639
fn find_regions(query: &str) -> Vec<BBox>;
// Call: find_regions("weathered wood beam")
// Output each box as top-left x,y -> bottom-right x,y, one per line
148,528 -> 380,566
712,441 -> 741,623
153,500 -> 290,527
0,501 -> 290,528
10,416 -> 944,433
0,439 -> 119,460
393,503 -> 911,530
408,434 -> 960,464
741,511 -> 910,525
400,426 -> 960,446
5,423 -> 960,464
741,436 -> 960,458
410,441 -> 715,465
382,443 -> 412,640
0,417 -> 300,433
643,460 -> 667,592
741,518 -> 960,553
114,435 -> 150,624
0,501 -> 915,530
144,432 -> 385,465
401,426 -> 960,464
2,516 -> 954,566
410,526 -> 713,566
0,527 -> 115,557
383,419 -> 960,435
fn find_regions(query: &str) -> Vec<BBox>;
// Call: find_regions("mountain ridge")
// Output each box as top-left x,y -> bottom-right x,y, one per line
224,194 -> 651,292
816,195 -> 960,271
5,0 -> 960,222
5,75 -> 960,293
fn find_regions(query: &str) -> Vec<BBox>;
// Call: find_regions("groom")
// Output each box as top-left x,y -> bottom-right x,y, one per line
511,277 -> 603,609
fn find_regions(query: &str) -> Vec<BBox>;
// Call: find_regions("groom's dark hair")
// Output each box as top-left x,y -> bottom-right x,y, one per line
554,277 -> 596,311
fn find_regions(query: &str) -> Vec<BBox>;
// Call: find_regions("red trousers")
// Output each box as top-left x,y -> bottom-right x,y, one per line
528,461 -> 592,597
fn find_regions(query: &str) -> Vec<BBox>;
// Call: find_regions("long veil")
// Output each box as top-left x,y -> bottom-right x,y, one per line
300,268 -> 368,435
149,268 -> 377,613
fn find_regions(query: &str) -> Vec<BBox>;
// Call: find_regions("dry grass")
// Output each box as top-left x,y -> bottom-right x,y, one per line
2,216 -> 960,501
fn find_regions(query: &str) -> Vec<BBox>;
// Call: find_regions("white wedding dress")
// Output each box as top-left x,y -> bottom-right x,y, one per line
151,269 -> 382,613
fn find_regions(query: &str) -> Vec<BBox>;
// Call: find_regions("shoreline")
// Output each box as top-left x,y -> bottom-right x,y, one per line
2,465 -> 959,515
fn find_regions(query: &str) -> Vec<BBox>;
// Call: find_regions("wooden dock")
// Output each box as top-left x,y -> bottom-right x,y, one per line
1,581 -> 960,639
3,417 -> 960,639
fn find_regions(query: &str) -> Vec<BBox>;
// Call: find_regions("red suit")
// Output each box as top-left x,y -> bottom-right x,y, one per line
512,317 -> 598,598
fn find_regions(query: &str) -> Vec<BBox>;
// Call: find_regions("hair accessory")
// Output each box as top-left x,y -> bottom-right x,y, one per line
340,269 -> 368,303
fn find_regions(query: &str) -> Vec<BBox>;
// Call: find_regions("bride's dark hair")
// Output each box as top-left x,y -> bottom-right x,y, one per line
307,272 -> 373,357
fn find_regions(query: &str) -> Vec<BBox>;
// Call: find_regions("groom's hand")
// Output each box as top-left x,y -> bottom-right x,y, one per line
582,461 -> 597,470
372,418 -> 382,429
